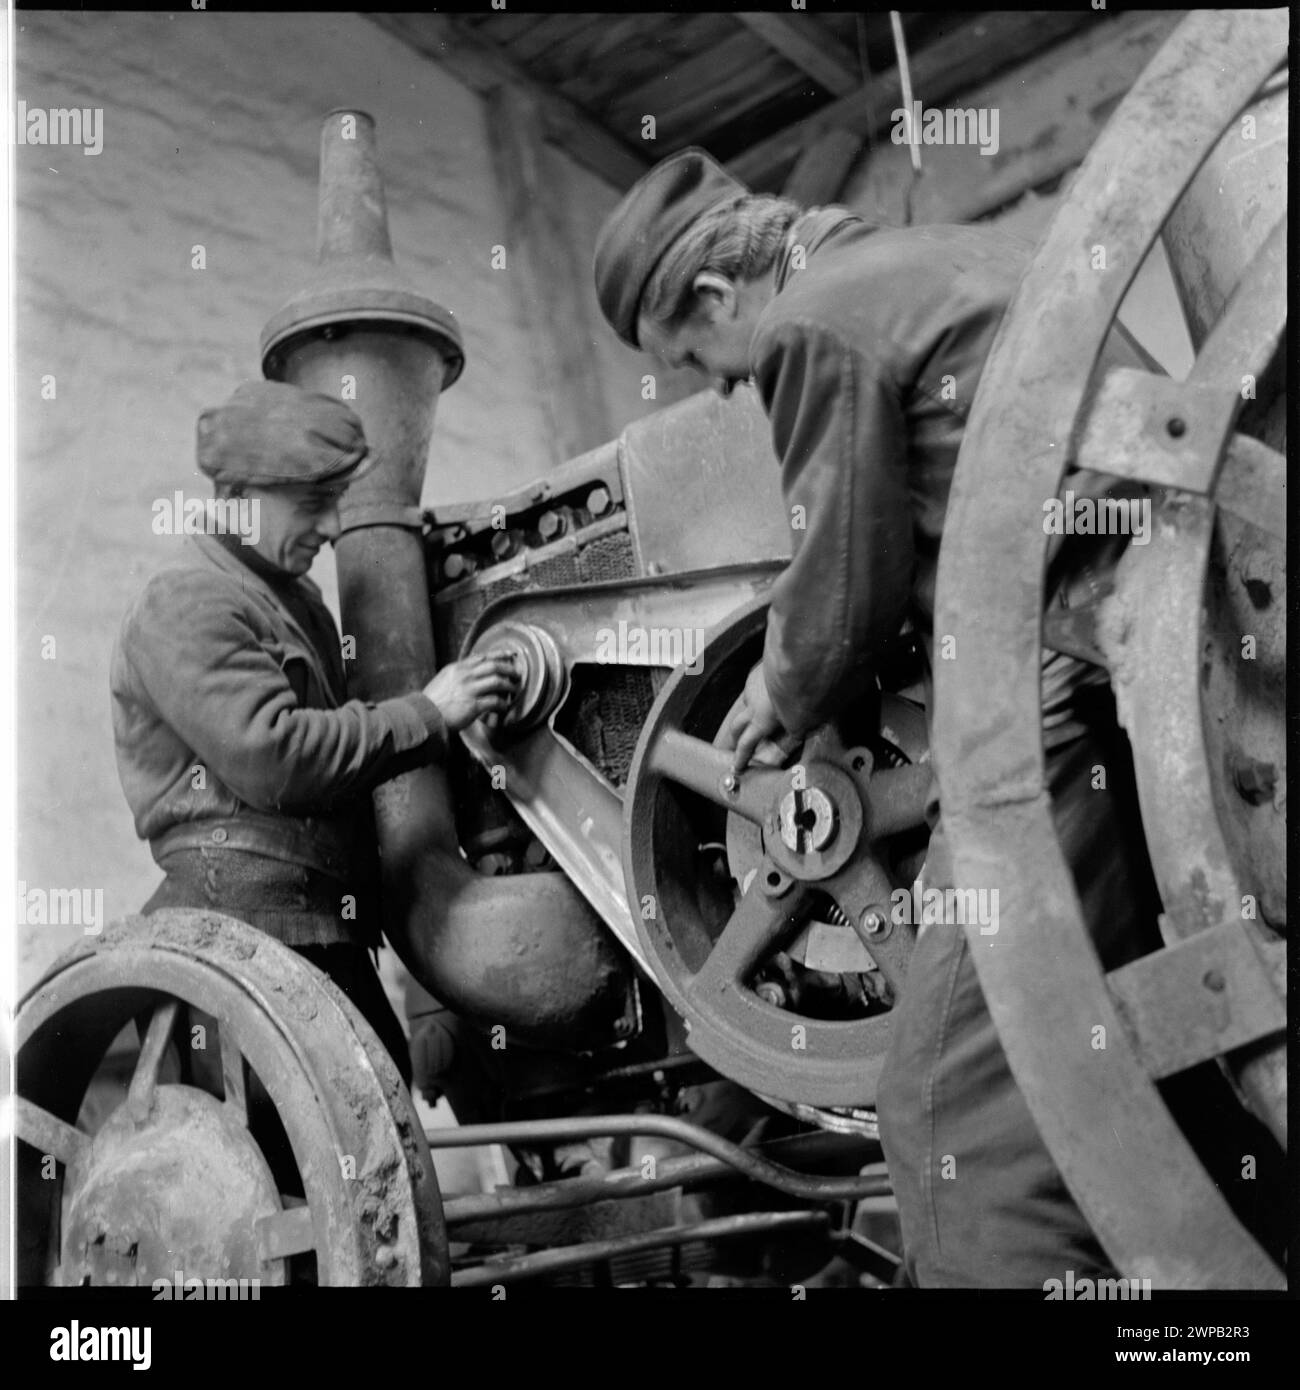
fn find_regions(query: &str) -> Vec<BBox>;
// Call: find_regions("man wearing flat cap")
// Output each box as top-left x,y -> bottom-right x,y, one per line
111,381 -> 519,1082
593,151 -> 1166,1286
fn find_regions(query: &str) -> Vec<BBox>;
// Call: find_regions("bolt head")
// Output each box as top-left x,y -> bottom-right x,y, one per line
861,910 -> 885,936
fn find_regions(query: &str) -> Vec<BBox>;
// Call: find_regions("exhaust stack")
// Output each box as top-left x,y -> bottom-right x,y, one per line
260,111 -> 633,1048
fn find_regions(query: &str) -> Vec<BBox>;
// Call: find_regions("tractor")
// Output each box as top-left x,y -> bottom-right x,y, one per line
15,11 -> 1286,1289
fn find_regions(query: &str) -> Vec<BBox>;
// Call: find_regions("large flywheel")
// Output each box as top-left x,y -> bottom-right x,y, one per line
15,910 -> 448,1287
933,10 -> 1286,1288
624,597 -> 932,1109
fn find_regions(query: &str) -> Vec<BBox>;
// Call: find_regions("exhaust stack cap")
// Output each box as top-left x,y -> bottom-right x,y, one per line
260,109 -> 464,386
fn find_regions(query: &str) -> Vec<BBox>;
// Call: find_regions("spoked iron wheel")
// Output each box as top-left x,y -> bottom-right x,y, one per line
624,598 -> 932,1110
934,10 -> 1286,1287
15,909 -> 448,1287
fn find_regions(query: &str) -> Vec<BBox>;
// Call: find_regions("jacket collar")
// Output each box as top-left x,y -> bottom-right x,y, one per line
773,207 -> 863,293
188,534 -> 337,699
190,531 -> 323,604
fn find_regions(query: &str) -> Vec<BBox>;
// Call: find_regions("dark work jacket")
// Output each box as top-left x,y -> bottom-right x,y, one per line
752,210 -> 1148,742
110,532 -> 448,945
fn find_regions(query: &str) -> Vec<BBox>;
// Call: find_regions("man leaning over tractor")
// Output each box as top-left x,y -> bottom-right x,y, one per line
110,381 -> 520,1085
592,148 -> 1164,1288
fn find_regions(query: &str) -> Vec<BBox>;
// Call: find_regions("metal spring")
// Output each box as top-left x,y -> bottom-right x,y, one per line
822,900 -> 852,928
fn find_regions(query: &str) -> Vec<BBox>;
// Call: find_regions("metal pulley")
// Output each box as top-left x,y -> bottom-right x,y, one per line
469,620 -> 568,733
622,597 -> 933,1109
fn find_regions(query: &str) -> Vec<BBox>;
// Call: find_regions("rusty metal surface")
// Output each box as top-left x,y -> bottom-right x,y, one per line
451,1190 -> 685,1250
624,600 -> 929,1107
1161,69 -> 1288,346
1214,434 -> 1286,542
1102,494 -> 1286,1145
1076,216 -> 1286,494
932,10 -> 1285,1286
16,911 -> 446,1287
1092,65 -> 1287,1144
452,1209 -> 831,1287
619,388 -> 791,577
61,1085 -> 285,1288
1107,928 -> 1284,1081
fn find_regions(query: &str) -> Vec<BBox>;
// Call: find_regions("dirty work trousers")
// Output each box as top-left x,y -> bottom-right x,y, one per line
141,850 -> 412,1088
875,711 -> 1163,1287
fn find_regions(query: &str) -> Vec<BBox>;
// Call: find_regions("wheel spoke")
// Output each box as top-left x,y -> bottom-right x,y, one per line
1217,433 -> 1285,541
1189,215 -> 1286,390
1107,929 -> 1284,1080
648,727 -> 786,825
685,874 -> 810,1004
14,1097 -> 90,1170
864,764 -> 934,839
822,856 -> 914,992
256,1205 -> 316,1262
220,1022 -> 248,1123
128,999 -> 180,1121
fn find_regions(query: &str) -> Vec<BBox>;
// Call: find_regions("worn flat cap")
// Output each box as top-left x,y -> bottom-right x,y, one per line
594,148 -> 747,348
196,380 -> 375,487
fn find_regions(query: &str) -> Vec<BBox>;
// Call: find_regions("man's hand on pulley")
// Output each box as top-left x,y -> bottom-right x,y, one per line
713,661 -> 801,773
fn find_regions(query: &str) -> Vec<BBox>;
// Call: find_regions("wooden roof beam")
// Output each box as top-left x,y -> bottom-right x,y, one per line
729,10 -> 1095,189
735,13 -> 862,96
368,13 -> 649,191
781,128 -> 863,206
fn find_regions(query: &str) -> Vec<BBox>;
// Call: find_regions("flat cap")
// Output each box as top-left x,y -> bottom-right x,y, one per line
594,147 -> 747,348
196,380 -> 375,487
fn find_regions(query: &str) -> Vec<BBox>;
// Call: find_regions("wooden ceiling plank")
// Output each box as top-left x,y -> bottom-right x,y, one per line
728,11 -> 1095,189
735,13 -> 861,96
463,13 -> 550,43
498,13 -> 607,68
368,14 -> 648,191
554,14 -> 742,109
608,32 -> 793,137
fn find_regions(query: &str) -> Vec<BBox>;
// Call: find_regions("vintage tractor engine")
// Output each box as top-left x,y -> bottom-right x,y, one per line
410,381 -> 931,1143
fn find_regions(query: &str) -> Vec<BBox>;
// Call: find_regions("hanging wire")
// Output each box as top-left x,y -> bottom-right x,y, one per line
889,10 -> 924,225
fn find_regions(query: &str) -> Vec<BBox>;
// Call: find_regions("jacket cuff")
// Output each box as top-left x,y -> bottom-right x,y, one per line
392,693 -> 450,760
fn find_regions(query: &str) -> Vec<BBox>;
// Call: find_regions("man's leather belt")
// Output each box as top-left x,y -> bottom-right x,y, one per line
150,811 -> 354,882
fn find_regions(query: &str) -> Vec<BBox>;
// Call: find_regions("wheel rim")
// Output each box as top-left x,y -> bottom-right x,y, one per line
16,909 -> 448,1287
624,598 -> 932,1108
933,10 -> 1285,1287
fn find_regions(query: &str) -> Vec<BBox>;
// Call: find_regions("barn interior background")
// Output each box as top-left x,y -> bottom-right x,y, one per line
14,6 -> 1192,998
